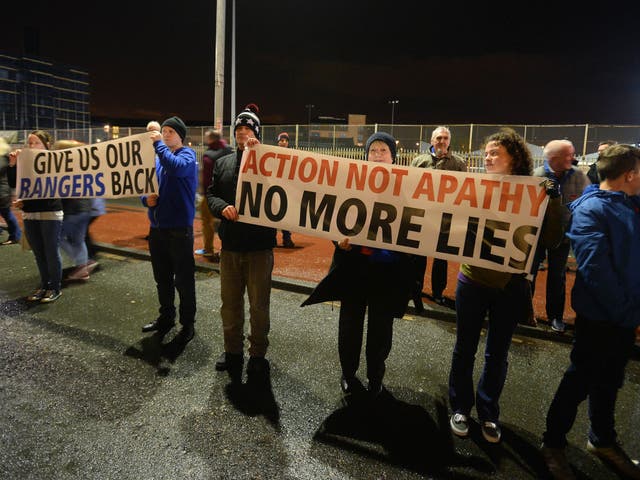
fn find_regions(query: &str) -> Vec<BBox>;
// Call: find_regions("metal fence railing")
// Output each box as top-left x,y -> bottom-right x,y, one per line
4,123 -> 639,168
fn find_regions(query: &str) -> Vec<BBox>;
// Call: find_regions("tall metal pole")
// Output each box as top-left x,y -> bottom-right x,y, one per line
388,100 -> 399,136
213,0 -> 226,131
230,0 -> 236,147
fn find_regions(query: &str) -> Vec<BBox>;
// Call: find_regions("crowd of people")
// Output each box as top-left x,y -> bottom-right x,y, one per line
2,110 -> 639,479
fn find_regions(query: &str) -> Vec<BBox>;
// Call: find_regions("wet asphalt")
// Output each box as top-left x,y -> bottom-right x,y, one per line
0,243 -> 639,480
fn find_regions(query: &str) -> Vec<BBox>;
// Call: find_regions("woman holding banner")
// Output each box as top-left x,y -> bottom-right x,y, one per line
448,128 -> 566,443
9,130 -> 64,303
302,132 -> 414,402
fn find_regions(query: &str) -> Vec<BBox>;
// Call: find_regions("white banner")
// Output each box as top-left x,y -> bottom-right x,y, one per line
16,133 -> 158,199
236,144 -> 550,274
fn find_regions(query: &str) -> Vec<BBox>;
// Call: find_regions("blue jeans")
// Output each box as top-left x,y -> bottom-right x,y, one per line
449,276 -> 528,422
220,249 -> 273,357
148,227 -> 196,326
24,219 -> 62,291
543,316 -> 636,448
0,207 -> 21,241
61,212 -> 90,265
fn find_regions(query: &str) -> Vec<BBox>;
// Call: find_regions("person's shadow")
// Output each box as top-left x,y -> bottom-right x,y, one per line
124,331 -> 193,376
223,367 -> 280,428
314,389 -> 493,478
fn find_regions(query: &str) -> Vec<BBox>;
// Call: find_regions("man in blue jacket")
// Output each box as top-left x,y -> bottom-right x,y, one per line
141,116 -> 198,343
541,144 -> 640,479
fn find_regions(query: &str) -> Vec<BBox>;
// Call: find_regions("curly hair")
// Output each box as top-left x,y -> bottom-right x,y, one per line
483,128 -> 533,176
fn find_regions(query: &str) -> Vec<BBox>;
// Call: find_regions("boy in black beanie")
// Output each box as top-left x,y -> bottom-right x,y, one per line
206,104 -> 277,383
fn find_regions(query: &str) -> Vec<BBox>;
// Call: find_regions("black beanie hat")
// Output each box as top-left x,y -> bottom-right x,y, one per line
234,103 -> 261,141
365,132 -> 397,163
161,116 -> 187,142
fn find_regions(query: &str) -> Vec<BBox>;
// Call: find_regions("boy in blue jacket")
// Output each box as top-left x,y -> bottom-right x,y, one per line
541,144 -> 640,479
140,116 -> 198,343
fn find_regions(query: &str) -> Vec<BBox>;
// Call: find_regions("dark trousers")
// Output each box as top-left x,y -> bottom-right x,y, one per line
24,219 -> 62,292
532,241 -> 571,321
148,227 -> 196,326
414,255 -> 448,297
449,277 -> 526,422
84,216 -> 99,260
543,316 -> 636,448
338,293 -> 394,387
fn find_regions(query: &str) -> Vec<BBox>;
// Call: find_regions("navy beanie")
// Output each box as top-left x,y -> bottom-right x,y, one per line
234,103 -> 261,141
161,116 -> 187,142
365,132 -> 397,163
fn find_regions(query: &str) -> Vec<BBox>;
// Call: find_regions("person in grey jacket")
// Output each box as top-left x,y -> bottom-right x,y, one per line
532,140 -> 589,333
206,104 -> 276,383
410,126 -> 466,309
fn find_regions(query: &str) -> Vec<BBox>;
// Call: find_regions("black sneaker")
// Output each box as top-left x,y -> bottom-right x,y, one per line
340,376 -> 364,395
141,319 -> 175,335
40,290 -> 62,303
587,440 -> 640,479
551,318 -> 566,333
27,288 -> 46,302
215,352 -> 243,371
481,421 -> 501,443
175,324 -> 195,343
541,443 -> 576,479
450,413 -> 469,438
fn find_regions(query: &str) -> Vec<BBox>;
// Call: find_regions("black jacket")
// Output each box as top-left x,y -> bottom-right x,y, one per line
302,243 -> 415,319
206,149 -> 276,252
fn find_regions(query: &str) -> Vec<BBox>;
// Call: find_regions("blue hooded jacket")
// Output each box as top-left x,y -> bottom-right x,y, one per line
568,187 -> 640,328
143,141 -> 198,228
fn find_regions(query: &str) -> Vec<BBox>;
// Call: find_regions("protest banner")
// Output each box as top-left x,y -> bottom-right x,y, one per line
236,144 -> 550,274
16,133 -> 158,199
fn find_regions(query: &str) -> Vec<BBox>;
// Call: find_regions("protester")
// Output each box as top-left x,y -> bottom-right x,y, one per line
0,137 -> 21,245
206,104 -> 277,383
301,132 -> 414,401
195,129 -> 231,260
587,140 -> 617,185
140,116 -> 198,343
448,128 -> 566,443
541,144 -> 640,479
10,130 -> 64,303
146,121 -> 161,133
410,126 -> 466,309
532,140 -> 589,333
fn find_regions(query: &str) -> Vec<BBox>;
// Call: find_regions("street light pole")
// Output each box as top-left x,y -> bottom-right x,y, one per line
305,104 -> 314,148
388,100 -> 399,136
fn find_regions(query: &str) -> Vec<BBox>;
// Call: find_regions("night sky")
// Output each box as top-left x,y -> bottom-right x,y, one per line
4,1 -> 640,126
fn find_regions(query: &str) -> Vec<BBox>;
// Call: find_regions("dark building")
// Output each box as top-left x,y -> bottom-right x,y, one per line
0,52 -> 90,131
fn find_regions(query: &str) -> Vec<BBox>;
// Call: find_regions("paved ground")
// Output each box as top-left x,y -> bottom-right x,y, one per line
1,214 -> 640,479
